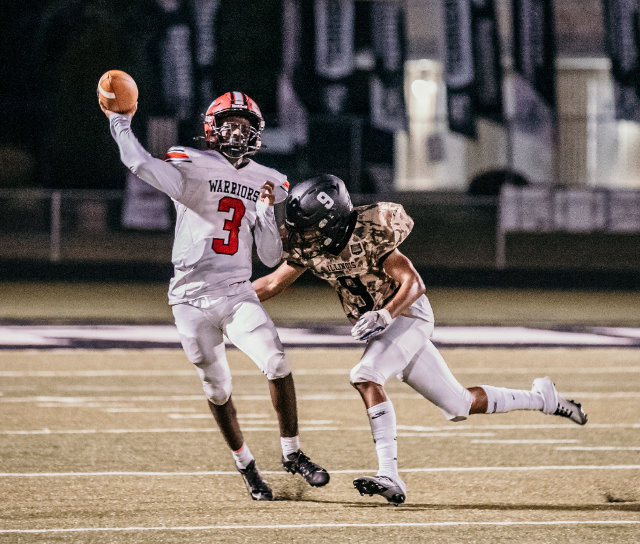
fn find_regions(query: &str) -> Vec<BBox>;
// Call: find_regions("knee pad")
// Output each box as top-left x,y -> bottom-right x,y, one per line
438,388 -> 473,422
180,334 -> 205,364
264,352 -> 291,380
350,362 -> 381,385
179,334 -> 232,405
201,372 -> 232,405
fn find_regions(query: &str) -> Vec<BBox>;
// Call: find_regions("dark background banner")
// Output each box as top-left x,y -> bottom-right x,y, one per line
512,0 -> 557,110
443,0 -> 477,138
602,0 -> 640,123
471,0 -> 504,124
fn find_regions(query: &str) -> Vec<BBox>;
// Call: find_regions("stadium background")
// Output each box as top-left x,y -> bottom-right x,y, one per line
1,1 -> 639,542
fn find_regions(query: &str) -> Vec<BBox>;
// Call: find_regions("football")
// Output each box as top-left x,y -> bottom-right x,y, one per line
97,70 -> 138,113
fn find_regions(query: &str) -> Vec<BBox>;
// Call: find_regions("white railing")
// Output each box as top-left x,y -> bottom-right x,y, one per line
497,185 -> 640,268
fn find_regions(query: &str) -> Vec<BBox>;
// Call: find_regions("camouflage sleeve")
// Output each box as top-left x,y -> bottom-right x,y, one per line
370,203 -> 414,260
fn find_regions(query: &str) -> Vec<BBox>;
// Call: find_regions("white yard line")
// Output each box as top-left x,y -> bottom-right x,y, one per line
2,392 -> 640,404
2,465 -> 640,477
0,520 -> 639,535
556,446 -> 640,451
471,439 -> 580,444
2,367 -> 640,377
3,422 -> 640,435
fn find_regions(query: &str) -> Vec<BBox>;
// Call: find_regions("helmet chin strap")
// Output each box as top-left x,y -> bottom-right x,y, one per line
220,148 -> 249,168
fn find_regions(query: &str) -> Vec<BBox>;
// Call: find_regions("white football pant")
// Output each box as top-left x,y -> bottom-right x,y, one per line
172,289 -> 291,405
350,316 -> 473,421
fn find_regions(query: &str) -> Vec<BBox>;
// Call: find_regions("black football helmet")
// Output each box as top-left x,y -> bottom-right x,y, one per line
285,174 -> 353,260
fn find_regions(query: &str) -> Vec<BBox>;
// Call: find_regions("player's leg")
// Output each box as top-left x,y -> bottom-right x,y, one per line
223,292 -> 329,487
479,377 -> 587,424
172,302 -> 273,500
398,322 -> 587,424
349,316 -> 428,505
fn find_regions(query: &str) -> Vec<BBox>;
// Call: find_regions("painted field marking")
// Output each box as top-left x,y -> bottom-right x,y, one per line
3,423 -> 639,435
556,446 -> 640,451
471,439 -> 580,444
2,367 -> 640,378
3,392 -> 640,404
398,432 -> 496,437
102,407 -> 198,413
1,520 -> 639,535
2,465 -> 640,477
1,325 -> 640,349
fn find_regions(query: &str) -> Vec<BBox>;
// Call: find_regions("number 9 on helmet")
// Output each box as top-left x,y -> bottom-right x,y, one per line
284,174 -> 353,260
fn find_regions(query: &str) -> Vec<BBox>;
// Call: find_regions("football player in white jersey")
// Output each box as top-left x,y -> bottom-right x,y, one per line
253,174 -> 587,506
101,92 -> 329,501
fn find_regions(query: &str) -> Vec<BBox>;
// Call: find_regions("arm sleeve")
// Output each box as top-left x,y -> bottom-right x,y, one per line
254,200 -> 283,268
109,114 -> 185,200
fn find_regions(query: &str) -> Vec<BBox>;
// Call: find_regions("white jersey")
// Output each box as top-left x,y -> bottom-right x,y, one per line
109,114 -> 288,304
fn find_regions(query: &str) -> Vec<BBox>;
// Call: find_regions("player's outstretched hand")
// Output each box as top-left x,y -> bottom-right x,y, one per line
259,180 -> 276,207
99,101 -> 138,120
351,309 -> 393,341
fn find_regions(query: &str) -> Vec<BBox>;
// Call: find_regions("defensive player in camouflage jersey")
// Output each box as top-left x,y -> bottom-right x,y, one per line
253,174 -> 588,506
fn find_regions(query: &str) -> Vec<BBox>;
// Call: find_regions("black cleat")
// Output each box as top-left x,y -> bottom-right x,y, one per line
238,460 -> 274,501
282,450 -> 330,487
532,377 -> 588,425
554,396 -> 588,425
353,475 -> 406,506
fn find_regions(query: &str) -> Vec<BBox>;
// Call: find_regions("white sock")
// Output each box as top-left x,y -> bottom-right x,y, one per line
482,385 -> 544,414
231,443 -> 254,470
367,400 -> 398,477
280,436 -> 300,459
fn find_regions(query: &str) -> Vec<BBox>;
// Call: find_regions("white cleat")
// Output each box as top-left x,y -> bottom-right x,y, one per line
353,474 -> 407,506
532,376 -> 588,425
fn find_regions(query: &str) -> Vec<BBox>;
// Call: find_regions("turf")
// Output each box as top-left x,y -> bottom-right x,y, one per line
2,282 -> 640,327
1,347 -> 639,542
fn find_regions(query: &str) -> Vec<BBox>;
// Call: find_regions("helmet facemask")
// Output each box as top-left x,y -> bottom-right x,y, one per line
205,113 -> 262,159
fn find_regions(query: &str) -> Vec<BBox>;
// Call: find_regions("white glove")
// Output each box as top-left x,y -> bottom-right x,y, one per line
351,309 -> 393,341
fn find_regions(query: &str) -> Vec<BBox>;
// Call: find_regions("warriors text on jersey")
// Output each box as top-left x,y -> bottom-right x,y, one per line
109,114 -> 288,304
284,202 -> 434,322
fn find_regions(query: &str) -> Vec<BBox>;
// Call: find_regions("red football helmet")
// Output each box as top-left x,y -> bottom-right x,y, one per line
203,91 -> 265,159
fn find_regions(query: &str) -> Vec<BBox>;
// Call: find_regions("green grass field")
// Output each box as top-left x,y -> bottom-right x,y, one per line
2,281 -> 640,327
1,347 -> 639,543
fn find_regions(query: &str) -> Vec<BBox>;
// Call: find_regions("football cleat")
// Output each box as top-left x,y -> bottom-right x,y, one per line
238,460 -> 274,501
532,376 -> 588,425
353,474 -> 406,506
282,450 -> 330,487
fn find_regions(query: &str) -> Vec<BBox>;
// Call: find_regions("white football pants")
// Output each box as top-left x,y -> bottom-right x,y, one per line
172,289 -> 291,405
350,316 -> 473,421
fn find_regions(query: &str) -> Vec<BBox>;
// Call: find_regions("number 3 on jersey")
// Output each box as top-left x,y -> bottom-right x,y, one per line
212,197 -> 246,255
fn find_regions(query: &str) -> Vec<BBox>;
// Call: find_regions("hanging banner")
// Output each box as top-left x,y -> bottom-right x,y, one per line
471,0 -> 504,124
192,0 -> 220,112
314,0 -> 355,114
602,0 -> 640,123
443,0 -> 476,138
512,0 -> 557,111
156,1 -> 195,121
370,1 -> 407,133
